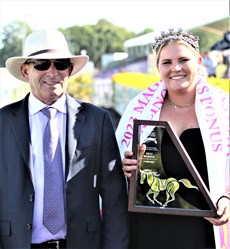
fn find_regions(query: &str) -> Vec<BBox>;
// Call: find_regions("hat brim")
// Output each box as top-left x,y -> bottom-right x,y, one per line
5,53 -> 89,82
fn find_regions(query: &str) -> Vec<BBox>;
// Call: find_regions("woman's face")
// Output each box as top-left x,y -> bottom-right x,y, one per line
157,42 -> 202,93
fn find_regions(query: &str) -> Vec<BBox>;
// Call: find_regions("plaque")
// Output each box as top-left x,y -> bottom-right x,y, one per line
128,120 -> 218,217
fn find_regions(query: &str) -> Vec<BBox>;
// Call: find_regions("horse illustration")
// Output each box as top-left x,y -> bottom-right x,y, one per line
139,169 -> 199,207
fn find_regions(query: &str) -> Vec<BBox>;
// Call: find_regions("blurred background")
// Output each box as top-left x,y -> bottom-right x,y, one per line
0,0 -> 229,128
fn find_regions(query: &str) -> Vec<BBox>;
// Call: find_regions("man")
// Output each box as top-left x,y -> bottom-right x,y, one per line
0,29 -> 129,249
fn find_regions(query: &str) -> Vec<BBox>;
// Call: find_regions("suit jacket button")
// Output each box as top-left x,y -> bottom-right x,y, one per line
29,194 -> 34,202
26,224 -> 32,230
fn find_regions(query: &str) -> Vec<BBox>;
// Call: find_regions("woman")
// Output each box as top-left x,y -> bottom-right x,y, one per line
116,28 -> 230,249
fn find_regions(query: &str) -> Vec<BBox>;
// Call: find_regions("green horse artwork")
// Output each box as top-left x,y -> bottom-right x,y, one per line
139,169 -> 199,207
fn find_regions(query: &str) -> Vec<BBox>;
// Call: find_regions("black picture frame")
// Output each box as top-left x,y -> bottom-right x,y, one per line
128,119 -> 218,217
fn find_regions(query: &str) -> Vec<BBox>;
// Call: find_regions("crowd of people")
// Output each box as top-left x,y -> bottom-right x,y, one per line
201,50 -> 230,78
0,28 -> 229,249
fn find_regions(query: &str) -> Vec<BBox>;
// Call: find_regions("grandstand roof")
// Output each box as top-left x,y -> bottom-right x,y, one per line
124,17 -> 228,48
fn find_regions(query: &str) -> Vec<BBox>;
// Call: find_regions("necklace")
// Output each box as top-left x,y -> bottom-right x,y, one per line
166,97 -> 195,109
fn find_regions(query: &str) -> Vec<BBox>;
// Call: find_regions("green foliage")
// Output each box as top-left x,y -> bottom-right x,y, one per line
0,21 -> 32,66
205,17 -> 229,31
191,17 -> 229,53
191,29 -> 222,53
67,72 -> 94,101
0,19 -> 143,68
136,28 -> 154,37
0,18 -> 227,68
61,19 -> 136,69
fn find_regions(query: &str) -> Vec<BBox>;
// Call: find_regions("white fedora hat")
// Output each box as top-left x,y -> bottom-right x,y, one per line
5,29 -> 89,82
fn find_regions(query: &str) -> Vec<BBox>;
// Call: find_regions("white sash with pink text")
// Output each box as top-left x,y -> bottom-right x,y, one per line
115,78 -> 230,249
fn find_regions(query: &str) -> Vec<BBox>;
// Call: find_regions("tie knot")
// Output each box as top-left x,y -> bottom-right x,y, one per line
41,107 -> 57,119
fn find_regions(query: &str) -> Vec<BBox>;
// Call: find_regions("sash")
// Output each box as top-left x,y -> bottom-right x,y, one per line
115,78 -> 230,249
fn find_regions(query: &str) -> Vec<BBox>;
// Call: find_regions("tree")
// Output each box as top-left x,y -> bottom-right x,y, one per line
61,19 -> 136,69
191,29 -> 222,53
0,19 -> 156,68
0,21 -> 32,67
136,28 -> 154,37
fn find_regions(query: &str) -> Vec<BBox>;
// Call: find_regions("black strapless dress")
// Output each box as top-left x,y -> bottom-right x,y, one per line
129,128 -> 215,249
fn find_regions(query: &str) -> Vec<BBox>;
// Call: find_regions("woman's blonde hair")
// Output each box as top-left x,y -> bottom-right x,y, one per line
155,39 -> 200,65
154,39 -> 205,76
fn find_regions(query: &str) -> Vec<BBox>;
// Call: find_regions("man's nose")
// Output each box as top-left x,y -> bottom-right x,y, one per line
46,64 -> 59,75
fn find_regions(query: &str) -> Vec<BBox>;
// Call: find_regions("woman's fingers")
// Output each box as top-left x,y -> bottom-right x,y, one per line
122,151 -> 138,177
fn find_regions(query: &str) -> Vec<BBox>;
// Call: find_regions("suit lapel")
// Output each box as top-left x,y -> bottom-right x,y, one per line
7,94 -> 87,182
66,94 -> 86,181
8,95 -> 32,172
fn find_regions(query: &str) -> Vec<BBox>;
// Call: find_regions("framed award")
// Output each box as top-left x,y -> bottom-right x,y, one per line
128,119 -> 218,217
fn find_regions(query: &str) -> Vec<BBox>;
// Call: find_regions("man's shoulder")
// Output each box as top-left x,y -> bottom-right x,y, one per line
0,95 -> 28,116
80,101 -> 108,116
66,94 -> 105,112
0,99 -> 22,112
66,94 -> 109,117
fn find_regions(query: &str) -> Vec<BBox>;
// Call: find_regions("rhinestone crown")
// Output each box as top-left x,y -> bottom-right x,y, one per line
152,28 -> 199,51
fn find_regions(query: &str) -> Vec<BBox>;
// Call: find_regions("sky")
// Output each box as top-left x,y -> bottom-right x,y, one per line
0,0 -> 229,34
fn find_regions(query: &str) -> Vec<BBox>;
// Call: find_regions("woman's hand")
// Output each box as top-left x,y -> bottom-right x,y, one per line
205,196 -> 230,226
122,151 -> 138,178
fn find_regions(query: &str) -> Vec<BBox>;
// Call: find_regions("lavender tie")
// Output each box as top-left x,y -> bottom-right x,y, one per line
41,107 -> 65,235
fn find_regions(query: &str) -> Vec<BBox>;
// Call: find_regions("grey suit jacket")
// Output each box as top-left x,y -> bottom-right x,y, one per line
0,93 -> 129,249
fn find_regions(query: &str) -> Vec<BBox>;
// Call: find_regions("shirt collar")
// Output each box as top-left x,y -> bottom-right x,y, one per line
29,93 -> 67,116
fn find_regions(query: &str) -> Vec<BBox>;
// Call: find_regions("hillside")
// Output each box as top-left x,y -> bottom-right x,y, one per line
198,17 -> 229,35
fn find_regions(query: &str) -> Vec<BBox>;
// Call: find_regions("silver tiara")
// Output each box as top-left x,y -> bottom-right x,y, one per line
152,28 -> 199,51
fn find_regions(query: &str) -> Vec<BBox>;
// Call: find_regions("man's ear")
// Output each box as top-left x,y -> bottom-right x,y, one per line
20,64 -> 30,81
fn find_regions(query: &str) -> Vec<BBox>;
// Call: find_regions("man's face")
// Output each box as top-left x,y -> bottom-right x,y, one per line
20,59 -> 73,105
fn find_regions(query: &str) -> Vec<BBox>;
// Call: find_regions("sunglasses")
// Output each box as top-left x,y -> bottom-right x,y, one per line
25,59 -> 72,71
